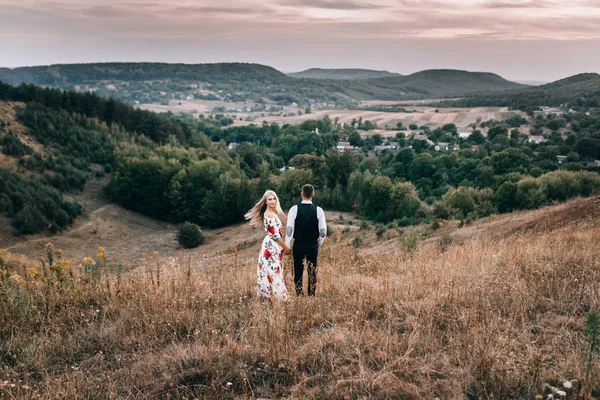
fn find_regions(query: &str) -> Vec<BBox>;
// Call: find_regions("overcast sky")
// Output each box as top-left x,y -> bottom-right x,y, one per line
1,0 -> 600,82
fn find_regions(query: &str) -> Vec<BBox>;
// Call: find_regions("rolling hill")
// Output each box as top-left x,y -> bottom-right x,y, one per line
366,69 -> 528,97
440,72 -> 600,108
0,63 -> 533,104
288,68 -> 402,80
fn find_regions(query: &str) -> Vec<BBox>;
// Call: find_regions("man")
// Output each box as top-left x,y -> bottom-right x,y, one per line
285,184 -> 327,296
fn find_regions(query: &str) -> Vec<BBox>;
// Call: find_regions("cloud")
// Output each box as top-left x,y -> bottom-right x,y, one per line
278,0 -> 385,10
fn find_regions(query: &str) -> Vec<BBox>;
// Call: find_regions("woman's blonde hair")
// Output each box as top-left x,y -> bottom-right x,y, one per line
244,190 -> 284,228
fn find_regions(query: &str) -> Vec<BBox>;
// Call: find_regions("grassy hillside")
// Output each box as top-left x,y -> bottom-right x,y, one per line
1,196 -> 599,398
288,68 -> 402,80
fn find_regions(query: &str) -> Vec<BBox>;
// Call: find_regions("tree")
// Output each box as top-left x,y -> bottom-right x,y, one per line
348,131 -> 362,147
494,181 -> 518,213
178,222 -> 205,248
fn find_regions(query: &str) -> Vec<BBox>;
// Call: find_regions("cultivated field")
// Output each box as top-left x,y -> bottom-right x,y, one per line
137,99 -> 527,132
236,107 -> 526,131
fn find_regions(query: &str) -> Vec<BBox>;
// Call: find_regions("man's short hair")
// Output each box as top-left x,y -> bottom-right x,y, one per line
302,184 -> 314,198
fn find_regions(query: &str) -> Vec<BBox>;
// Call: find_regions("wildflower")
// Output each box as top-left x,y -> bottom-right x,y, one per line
26,268 -> 41,281
83,257 -> 94,264
562,381 -> 572,389
98,246 -> 105,253
97,253 -> 105,259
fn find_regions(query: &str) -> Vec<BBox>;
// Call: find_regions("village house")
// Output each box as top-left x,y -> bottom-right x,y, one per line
435,142 -> 450,151
557,155 -> 568,165
528,135 -> 548,144
336,141 -> 356,152
228,142 -> 238,150
458,131 -> 471,139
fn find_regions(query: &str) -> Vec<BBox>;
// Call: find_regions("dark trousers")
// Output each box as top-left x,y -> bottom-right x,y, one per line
292,242 -> 319,296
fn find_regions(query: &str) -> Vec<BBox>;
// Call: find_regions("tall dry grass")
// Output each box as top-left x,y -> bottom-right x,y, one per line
1,217 -> 600,399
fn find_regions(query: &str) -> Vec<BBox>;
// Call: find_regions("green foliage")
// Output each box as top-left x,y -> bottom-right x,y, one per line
0,168 -> 82,234
375,224 -> 387,240
1,132 -> 33,156
177,222 -> 205,249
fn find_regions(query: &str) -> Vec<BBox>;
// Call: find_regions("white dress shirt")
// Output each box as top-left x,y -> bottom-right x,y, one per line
285,200 -> 327,247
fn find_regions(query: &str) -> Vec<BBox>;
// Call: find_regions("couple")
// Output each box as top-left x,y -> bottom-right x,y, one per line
245,184 -> 327,301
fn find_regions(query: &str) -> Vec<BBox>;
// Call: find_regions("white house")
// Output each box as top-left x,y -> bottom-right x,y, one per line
528,135 -> 548,144
435,142 -> 450,151
458,131 -> 471,139
228,142 -> 238,150
557,155 -> 568,165
336,141 -> 355,151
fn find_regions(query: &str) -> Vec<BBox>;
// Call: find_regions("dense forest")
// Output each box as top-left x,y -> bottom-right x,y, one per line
0,81 -> 599,236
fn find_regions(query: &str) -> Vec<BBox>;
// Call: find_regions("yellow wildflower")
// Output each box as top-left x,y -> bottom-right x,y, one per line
26,268 -> 41,281
97,253 -> 105,259
83,257 -> 94,264
98,246 -> 105,253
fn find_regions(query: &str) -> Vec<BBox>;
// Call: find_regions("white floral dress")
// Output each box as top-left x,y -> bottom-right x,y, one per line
257,215 -> 289,300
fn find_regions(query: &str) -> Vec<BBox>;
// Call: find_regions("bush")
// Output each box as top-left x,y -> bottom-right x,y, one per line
401,232 -> 420,253
439,234 -> 454,252
375,224 -> 387,240
178,222 -> 205,249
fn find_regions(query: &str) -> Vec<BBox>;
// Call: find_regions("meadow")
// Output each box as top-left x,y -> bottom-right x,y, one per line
1,197 -> 600,399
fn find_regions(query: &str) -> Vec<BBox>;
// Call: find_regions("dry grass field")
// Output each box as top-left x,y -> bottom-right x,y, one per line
230,107 -> 526,133
1,196 -> 600,399
136,98 -> 526,133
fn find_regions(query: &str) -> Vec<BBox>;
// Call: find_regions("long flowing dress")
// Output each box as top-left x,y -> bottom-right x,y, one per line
257,215 -> 289,300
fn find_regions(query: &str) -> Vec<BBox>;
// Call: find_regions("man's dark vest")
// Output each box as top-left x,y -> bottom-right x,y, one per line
293,203 -> 319,245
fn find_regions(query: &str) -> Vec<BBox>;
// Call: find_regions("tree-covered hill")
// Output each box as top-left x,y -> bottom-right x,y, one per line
366,69 -> 528,98
0,63 -> 530,104
288,68 -> 402,80
0,62 -> 287,86
439,72 -> 600,108
1,80 -> 599,239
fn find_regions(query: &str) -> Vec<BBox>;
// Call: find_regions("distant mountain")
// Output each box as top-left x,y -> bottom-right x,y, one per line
0,62 -> 286,85
441,73 -> 600,108
288,68 -> 402,80
366,69 -> 528,97
0,63 -> 537,104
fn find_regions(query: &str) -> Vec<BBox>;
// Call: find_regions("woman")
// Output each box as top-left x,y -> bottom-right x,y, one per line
245,190 -> 290,301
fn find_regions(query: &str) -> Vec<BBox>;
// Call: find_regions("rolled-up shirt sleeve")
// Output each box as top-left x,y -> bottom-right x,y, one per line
285,206 -> 297,247
317,207 -> 327,246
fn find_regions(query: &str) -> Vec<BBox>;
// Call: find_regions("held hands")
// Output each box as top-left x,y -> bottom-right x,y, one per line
283,246 -> 291,256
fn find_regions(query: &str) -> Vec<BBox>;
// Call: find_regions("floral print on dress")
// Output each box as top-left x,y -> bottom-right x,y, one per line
257,215 -> 289,301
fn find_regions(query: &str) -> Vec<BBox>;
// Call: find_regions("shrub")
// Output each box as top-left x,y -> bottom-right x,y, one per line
178,222 -> 205,249
401,232 -> 420,253
375,224 -> 387,240
439,234 -> 454,252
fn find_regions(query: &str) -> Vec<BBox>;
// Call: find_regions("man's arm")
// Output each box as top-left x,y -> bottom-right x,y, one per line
285,205 -> 297,247
317,207 -> 327,246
